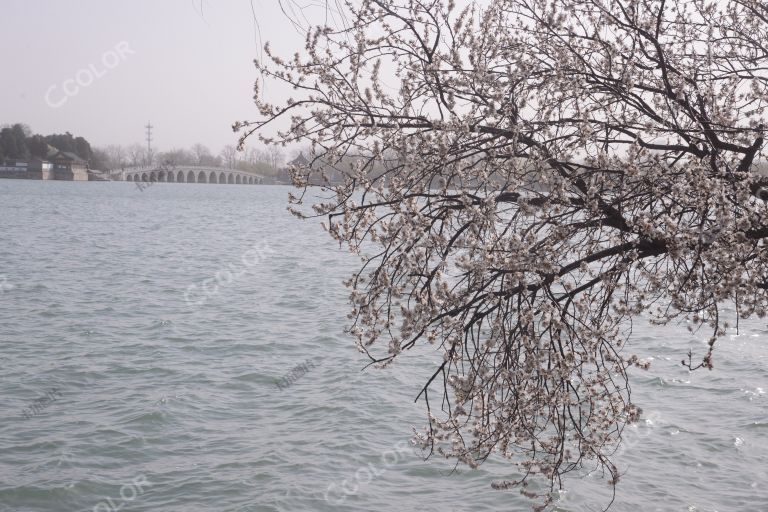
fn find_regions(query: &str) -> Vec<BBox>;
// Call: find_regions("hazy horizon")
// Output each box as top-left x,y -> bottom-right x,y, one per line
1,0 -> 315,153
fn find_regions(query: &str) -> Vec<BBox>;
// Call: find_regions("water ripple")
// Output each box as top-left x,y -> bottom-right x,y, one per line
0,181 -> 766,511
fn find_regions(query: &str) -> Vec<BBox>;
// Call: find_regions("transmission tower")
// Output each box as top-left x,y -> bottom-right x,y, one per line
145,122 -> 153,165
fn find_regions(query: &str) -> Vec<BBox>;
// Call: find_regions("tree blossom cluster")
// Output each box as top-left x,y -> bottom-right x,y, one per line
237,0 -> 768,507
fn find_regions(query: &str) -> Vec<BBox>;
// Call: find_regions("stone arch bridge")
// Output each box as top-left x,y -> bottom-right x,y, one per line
120,166 -> 263,185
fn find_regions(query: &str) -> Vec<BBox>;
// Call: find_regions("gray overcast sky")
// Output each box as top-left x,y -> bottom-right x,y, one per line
0,0 -> 311,152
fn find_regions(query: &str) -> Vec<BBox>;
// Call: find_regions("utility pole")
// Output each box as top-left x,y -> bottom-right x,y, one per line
145,122 -> 153,166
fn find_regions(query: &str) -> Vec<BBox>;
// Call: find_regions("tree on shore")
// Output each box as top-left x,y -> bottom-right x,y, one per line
238,1 -> 768,506
105,145 -> 127,169
27,135 -> 49,159
44,132 -> 93,161
127,143 -> 148,167
220,145 -> 238,169
0,123 -> 98,163
192,143 -> 212,166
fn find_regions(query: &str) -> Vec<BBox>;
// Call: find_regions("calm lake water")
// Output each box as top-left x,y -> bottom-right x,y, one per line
0,180 -> 766,512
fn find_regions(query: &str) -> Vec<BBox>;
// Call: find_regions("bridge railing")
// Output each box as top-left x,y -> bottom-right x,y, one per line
118,165 -> 266,182
121,165 -> 262,174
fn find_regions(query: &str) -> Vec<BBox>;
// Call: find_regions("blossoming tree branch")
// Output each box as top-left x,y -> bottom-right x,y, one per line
237,0 -> 768,508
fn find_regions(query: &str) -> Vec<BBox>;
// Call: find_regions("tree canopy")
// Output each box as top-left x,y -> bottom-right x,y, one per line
0,123 -> 95,163
238,0 -> 768,507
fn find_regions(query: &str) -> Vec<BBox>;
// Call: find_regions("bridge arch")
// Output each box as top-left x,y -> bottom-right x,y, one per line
121,166 -> 262,185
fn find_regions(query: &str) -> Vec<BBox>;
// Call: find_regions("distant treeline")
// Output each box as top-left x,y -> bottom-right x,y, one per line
0,123 -> 96,164
1,122 -> 306,177
99,143 -> 291,177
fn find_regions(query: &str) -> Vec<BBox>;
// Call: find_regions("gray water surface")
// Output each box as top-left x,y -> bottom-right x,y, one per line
0,181 -> 766,512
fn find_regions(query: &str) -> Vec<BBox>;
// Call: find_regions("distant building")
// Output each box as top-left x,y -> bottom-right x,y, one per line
283,152 -> 346,185
87,169 -> 110,181
27,158 -> 54,180
279,152 -> 311,184
0,150 -> 88,181
288,152 -> 310,168
48,150 -> 89,181
0,158 -> 53,180
0,160 -> 29,179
